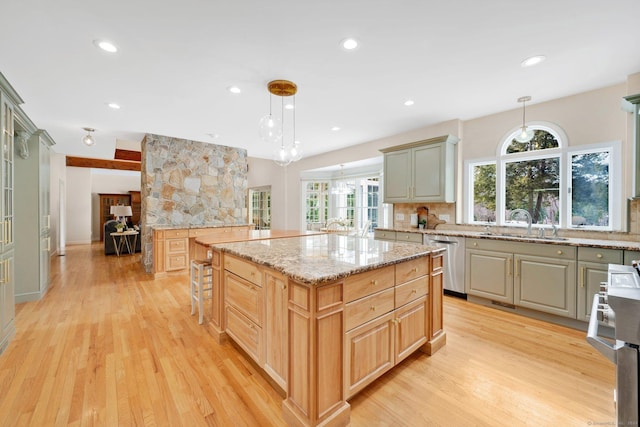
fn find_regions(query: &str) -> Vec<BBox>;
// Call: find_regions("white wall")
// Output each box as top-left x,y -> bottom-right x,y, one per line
66,167 -> 92,244
262,81 -> 634,231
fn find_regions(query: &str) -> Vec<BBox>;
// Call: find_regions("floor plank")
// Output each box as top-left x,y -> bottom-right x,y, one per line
0,243 -> 615,426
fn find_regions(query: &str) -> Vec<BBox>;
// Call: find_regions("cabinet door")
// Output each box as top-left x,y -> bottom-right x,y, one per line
383,149 -> 411,203
0,253 -> 14,341
514,254 -> 576,318
40,235 -> 50,294
344,311 -> 394,399
395,296 -> 428,363
430,264 -> 444,339
264,271 -> 287,389
576,261 -> 608,321
465,249 -> 513,303
413,142 -> 442,201
1,95 -> 14,251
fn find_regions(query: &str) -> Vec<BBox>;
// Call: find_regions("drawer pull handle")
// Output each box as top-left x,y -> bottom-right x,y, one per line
580,267 -> 585,288
557,250 -> 563,255
371,280 -> 377,285
370,306 -> 376,311
413,267 -> 419,273
411,289 -> 417,294
596,253 -> 603,258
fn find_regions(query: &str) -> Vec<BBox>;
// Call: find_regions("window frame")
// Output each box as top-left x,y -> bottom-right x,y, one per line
465,123 -> 621,231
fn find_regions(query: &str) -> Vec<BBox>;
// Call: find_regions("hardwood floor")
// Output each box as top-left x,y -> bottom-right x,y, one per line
0,243 -> 615,426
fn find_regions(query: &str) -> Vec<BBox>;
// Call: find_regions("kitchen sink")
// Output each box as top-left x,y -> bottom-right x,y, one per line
479,232 -> 568,241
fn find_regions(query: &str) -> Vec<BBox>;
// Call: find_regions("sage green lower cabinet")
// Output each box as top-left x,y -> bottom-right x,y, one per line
624,250 -> 640,266
514,253 -> 576,318
466,247 -> 513,303
466,238 -> 577,318
576,247 -> 623,321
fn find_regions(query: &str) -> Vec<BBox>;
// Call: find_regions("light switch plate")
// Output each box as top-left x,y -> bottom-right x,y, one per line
439,214 -> 450,222
395,213 -> 405,220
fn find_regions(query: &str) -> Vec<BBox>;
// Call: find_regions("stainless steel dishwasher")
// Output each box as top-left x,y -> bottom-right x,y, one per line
424,234 -> 466,298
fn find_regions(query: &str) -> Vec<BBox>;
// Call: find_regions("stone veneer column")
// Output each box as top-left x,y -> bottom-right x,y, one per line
140,133 -> 248,272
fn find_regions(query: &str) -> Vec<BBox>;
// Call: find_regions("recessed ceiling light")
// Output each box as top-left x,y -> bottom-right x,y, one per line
341,38 -> 359,50
284,103 -> 294,110
93,39 -> 118,53
227,85 -> 241,94
331,126 -> 341,131
521,55 -> 546,67
107,102 -> 120,109
206,133 -> 220,139
404,100 -> 415,106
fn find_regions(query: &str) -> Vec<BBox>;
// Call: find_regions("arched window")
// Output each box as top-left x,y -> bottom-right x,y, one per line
466,123 -> 620,230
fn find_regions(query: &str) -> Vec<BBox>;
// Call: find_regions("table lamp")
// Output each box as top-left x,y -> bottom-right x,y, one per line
110,205 -> 133,227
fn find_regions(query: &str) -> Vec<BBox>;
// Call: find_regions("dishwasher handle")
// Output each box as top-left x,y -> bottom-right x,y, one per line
586,293 -> 620,364
429,240 -> 458,245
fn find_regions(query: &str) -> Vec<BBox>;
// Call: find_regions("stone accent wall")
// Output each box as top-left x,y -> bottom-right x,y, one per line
140,134 -> 248,272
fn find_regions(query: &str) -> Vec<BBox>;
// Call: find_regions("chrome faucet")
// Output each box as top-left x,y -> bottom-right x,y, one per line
509,209 -> 532,236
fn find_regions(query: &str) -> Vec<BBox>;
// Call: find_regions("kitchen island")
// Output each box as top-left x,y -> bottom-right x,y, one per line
209,234 -> 446,427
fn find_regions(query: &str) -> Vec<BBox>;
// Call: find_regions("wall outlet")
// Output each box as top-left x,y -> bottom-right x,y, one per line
395,213 -> 405,221
439,214 -> 450,222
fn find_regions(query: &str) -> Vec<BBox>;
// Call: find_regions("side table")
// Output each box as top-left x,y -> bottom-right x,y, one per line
110,230 -> 139,256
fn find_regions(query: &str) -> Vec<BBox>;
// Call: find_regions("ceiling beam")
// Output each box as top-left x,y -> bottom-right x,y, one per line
66,156 -> 141,171
114,148 -> 142,162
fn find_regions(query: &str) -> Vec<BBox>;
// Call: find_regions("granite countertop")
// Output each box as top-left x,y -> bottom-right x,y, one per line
152,223 -> 253,231
375,227 -> 640,251
195,229 -> 324,245
213,234 -> 443,286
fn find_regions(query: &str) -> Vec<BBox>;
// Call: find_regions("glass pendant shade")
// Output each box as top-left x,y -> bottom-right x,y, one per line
82,127 -> 96,146
514,126 -> 534,143
273,145 -> 292,166
258,114 -> 282,143
290,140 -> 303,161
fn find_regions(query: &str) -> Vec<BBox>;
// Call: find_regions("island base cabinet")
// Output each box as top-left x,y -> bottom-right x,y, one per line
344,311 -> 395,399
264,271 -> 288,389
225,305 -> 262,362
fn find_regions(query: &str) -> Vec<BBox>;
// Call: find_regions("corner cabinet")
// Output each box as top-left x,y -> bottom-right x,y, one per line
0,73 -> 21,355
380,134 -> 458,203
15,129 -> 55,303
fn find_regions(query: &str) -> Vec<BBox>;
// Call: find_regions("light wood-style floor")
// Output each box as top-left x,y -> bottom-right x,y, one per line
0,243 -> 615,426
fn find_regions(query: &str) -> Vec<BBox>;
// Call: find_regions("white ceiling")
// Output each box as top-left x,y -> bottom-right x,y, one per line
2,0 -> 640,162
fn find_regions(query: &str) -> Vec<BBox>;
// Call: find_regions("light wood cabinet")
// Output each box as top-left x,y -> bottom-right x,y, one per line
380,134 -> 458,203
153,225 -> 253,276
264,270 -> 288,388
576,247 -> 623,321
344,257 -> 432,399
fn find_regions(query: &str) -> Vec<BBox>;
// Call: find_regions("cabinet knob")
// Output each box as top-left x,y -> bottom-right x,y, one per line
596,253 -> 603,258
473,242 -> 478,247
413,267 -> 419,273
281,283 -> 287,290
557,250 -> 563,255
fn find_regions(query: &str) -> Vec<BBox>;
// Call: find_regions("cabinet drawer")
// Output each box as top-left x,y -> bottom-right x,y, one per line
396,258 -> 428,284
395,276 -> 428,308
164,229 -> 188,239
166,254 -> 187,271
345,288 -> 394,331
344,265 -> 395,303
225,305 -> 261,363
225,271 -> 263,325
578,247 -> 622,264
224,254 -> 262,286
166,237 -> 187,254
374,230 -> 396,241
395,232 -> 423,244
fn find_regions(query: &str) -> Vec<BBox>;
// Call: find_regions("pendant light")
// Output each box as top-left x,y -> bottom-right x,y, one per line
82,127 -> 96,146
331,165 -> 351,195
259,80 -> 303,166
514,96 -> 534,143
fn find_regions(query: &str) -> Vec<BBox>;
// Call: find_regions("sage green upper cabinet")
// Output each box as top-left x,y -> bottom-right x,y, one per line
380,134 -> 458,203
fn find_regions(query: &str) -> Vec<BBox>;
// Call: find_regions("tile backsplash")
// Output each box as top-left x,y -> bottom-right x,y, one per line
392,203 -> 455,229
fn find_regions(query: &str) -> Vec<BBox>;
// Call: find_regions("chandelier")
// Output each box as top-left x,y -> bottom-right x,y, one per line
258,80 -> 302,166
331,165 -> 351,195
